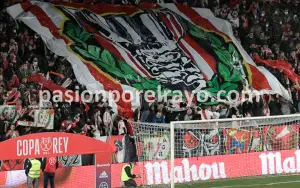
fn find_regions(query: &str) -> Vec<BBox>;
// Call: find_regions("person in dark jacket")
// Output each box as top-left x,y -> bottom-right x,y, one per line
133,107 -> 141,122
242,98 -> 253,117
252,96 -> 264,117
123,136 -> 138,163
269,95 -> 283,116
41,157 -> 59,188
146,104 -> 156,122
152,110 -> 165,123
140,92 -> 150,122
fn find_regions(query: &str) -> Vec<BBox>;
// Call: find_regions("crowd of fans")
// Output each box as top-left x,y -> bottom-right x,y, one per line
134,0 -> 300,124
0,0 -> 298,145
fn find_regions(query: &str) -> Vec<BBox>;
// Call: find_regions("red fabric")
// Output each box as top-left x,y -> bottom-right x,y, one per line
7,75 -> 20,90
230,0 -> 240,8
72,117 -> 80,128
27,74 -> 90,112
193,0 -> 198,7
243,17 -> 249,28
262,48 -> 272,57
49,71 -> 65,79
202,110 -> 207,120
27,74 -> 80,102
254,56 -> 300,83
2,60 -> 8,71
84,104 -> 90,112
44,157 -> 57,173
61,120 -> 72,130
184,90 -> 196,105
247,2 -> 255,13
126,122 -> 134,136
5,88 -> 20,105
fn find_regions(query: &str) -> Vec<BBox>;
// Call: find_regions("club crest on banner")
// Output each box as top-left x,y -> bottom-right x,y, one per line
182,129 -> 220,157
249,128 -> 263,152
224,128 -> 252,154
263,125 -> 298,151
143,134 -> 170,160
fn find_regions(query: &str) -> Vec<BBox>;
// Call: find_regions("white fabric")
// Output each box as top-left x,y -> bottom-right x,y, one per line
94,111 -> 102,128
6,2 -> 291,111
39,101 -> 52,108
161,4 -> 291,100
118,120 -> 127,135
103,112 -> 112,127
199,109 -> 220,120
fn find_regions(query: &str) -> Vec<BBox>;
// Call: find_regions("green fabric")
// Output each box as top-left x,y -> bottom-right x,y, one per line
62,14 -> 247,102
187,22 -> 244,98
63,21 -> 174,96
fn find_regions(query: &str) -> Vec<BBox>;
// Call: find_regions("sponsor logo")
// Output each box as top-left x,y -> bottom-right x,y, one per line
260,150 -> 300,175
99,182 -> 108,188
144,158 -> 226,185
16,137 -> 69,157
97,164 -> 110,167
49,157 -> 57,166
99,171 -> 108,179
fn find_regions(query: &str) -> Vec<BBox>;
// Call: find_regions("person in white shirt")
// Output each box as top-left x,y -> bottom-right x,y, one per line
184,108 -> 193,121
94,109 -> 102,130
118,118 -> 127,135
39,93 -> 52,109
103,107 -> 112,136
227,10 -> 240,28
90,124 -> 101,140
198,105 -> 220,120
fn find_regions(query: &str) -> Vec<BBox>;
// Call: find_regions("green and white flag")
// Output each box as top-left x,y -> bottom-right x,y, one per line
17,109 -> 54,130
0,105 -> 18,123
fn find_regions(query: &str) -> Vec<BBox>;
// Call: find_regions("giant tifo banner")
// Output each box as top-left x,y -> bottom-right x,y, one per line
0,149 -> 300,187
7,1 -> 291,118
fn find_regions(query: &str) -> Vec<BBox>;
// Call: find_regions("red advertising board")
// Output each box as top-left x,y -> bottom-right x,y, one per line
1,149 -> 300,187
0,132 -> 112,160
96,153 -> 112,188
0,132 -> 113,188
